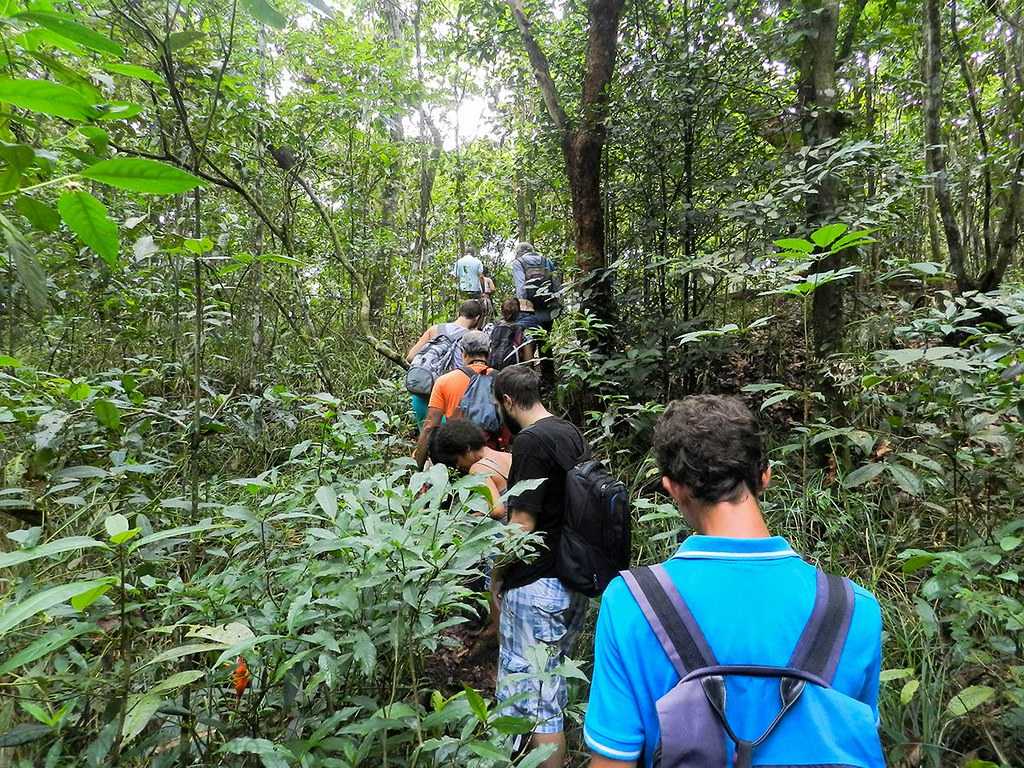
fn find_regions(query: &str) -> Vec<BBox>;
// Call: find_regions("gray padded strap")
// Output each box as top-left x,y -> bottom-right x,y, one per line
788,570 -> 855,684
622,565 -> 717,678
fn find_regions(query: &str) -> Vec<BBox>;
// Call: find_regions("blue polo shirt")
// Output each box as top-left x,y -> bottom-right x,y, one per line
584,536 -> 882,766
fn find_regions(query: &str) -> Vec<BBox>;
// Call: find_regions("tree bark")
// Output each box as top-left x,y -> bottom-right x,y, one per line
798,0 -> 843,355
924,0 -> 970,291
507,0 -> 626,330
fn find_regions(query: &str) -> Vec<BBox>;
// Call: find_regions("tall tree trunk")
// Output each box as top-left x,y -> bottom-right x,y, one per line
508,0 -> 626,335
924,0 -> 970,291
798,0 -> 843,356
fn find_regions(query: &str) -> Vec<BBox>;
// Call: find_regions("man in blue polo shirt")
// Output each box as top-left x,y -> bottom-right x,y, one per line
584,395 -> 883,767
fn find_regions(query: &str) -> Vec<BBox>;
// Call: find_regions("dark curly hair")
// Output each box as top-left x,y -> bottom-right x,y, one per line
653,395 -> 767,504
429,418 -> 486,468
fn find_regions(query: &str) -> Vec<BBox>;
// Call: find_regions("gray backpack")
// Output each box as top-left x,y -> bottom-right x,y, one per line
622,566 -> 884,768
405,325 -> 465,396
455,366 -> 501,434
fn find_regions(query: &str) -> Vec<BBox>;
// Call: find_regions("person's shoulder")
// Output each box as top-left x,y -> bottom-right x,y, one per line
849,580 -> 882,631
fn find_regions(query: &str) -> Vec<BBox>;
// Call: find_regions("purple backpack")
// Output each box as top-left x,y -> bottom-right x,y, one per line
623,565 -> 885,768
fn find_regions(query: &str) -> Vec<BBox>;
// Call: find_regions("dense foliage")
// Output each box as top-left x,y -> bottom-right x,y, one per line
1,0 -> 1023,765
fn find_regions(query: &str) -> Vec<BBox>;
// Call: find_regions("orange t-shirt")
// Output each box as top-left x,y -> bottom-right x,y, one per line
429,361 -> 489,418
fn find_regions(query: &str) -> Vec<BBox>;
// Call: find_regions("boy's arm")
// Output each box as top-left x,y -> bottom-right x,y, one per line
414,407 -> 443,468
584,581 -> 646,765
406,326 -> 435,362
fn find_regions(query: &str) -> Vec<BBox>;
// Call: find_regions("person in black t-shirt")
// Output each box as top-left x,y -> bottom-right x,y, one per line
492,366 -> 589,768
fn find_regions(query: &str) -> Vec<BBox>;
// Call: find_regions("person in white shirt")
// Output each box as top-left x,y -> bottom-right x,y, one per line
453,250 -> 485,299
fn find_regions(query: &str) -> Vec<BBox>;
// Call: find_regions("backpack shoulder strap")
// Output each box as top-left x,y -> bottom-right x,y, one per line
788,570 -> 855,685
459,365 -> 477,380
621,564 -> 718,678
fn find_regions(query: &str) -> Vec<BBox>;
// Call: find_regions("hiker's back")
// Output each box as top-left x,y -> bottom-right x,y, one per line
585,538 -> 883,767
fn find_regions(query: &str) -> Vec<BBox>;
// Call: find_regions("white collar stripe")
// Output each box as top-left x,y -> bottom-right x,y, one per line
674,548 -> 798,560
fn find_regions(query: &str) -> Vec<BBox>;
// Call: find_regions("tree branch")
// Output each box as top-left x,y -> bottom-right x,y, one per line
506,0 -> 569,132
836,0 -> 868,68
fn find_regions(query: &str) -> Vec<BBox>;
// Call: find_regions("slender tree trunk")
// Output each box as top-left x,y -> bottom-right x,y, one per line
798,0 -> 843,356
507,0 -> 626,336
924,0 -> 970,291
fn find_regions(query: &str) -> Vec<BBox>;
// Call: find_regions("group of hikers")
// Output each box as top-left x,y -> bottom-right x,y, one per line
401,243 -> 885,768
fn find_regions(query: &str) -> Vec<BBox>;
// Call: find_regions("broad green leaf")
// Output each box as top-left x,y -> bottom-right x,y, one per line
166,29 -> 205,51
0,142 -> 34,193
144,642 -> 225,666
773,237 -> 814,253
128,520 -> 228,552
946,685 -> 994,716
314,485 -> 337,517
464,684 -> 488,723
885,463 -> 922,496
900,679 -> 919,704
104,513 -> 129,538
0,580 -> 108,636
2,216 -> 47,311
879,668 -> 914,682
241,0 -> 287,28
0,536 -> 106,568
58,191 -> 120,267
94,101 -> 143,121
516,745 -> 557,768
70,582 -> 112,611
66,382 -> 92,401
102,63 -> 163,84
78,126 -> 108,156
0,355 -> 21,367
901,553 -> 937,574
220,737 -> 291,768
93,399 -> 121,430
352,629 -> 376,675
109,529 -> 140,545
187,622 -> 255,646
121,693 -> 161,744
183,236 -> 213,254
467,741 -> 508,762
151,669 -> 205,695
842,462 -> 884,488
489,715 -> 533,734
0,623 -> 95,676
0,78 -> 97,121
880,348 -> 924,365
80,158 -> 202,194
14,196 -> 59,232
15,12 -> 124,56
0,723 -> 51,748
999,535 -> 1021,551
811,223 -> 848,247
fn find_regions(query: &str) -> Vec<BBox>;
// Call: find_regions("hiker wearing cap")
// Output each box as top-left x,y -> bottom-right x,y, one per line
413,330 -> 498,468
585,396 -> 884,768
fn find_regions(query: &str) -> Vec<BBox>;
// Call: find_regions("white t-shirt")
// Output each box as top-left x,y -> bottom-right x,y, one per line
453,254 -> 484,292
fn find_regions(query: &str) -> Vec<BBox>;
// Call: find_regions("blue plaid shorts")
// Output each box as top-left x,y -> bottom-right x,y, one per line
496,577 -> 589,733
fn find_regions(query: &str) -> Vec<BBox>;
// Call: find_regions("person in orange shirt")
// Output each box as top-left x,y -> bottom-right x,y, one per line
414,331 -> 492,468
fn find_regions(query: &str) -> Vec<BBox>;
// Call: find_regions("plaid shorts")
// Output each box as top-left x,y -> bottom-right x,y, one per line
496,578 -> 589,734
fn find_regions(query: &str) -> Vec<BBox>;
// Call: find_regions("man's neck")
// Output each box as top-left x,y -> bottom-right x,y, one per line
693,493 -> 771,539
517,404 -> 552,430
455,317 -> 474,328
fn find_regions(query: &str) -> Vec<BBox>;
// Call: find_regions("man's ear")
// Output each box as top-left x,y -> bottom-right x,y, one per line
661,476 -> 689,505
761,466 -> 772,493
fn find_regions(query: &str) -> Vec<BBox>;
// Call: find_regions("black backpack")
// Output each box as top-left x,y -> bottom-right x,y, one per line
487,322 -> 524,370
531,427 -> 631,597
